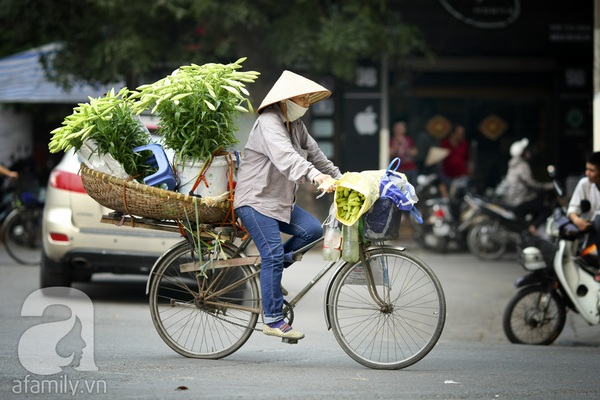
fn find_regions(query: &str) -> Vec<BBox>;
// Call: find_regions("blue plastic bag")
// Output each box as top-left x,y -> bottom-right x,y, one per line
379,158 -> 422,224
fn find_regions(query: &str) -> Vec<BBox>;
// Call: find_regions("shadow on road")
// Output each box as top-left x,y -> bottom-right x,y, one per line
73,274 -> 149,304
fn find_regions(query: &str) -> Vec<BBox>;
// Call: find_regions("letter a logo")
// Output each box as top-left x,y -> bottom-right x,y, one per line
18,287 -> 98,375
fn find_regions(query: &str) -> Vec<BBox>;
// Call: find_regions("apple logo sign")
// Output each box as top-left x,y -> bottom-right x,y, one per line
354,106 -> 378,135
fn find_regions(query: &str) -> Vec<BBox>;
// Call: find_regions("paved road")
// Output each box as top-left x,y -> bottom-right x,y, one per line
1,241 -> 599,399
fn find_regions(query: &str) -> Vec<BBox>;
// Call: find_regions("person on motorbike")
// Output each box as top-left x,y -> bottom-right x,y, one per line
500,138 -> 553,236
567,151 -> 600,281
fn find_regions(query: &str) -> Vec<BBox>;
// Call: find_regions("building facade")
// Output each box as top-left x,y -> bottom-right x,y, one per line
331,0 -> 593,191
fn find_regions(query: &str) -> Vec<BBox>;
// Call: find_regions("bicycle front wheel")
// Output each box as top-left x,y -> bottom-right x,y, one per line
148,240 -> 261,359
2,207 -> 43,265
329,247 -> 446,370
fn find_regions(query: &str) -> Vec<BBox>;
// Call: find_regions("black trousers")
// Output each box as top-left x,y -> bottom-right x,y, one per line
516,197 -> 552,230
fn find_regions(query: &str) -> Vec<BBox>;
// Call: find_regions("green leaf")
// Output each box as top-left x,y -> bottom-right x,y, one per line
171,93 -> 191,101
203,100 -> 216,111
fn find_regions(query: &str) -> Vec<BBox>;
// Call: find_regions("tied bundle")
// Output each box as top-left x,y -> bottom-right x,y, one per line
335,187 -> 366,224
333,171 -> 381,226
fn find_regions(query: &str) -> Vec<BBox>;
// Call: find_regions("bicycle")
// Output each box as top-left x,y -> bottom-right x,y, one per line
103,212 -> 446,370
0,185 -> 44,265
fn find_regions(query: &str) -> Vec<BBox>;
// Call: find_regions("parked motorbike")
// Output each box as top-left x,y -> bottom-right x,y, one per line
411,174 -> 480,252
465,186 -> 554,260
503,168 -> 600,345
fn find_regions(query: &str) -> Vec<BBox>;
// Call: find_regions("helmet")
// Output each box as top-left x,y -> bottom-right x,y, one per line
510,138 -> 529,157
520,246 -> 546,271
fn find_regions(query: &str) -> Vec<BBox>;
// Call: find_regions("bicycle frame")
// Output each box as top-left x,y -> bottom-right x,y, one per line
148,235 -> 337,314
144,228 -> 402,328
144,215 -> 445,369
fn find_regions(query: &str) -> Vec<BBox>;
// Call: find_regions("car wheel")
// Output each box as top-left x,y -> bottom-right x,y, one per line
40,252 -> 72,288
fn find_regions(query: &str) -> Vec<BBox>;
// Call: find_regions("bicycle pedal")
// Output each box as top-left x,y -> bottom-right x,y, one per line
281,337 -> 299,344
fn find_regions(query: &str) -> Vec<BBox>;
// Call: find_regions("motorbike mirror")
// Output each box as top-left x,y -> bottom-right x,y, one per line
546,165 -> 564,198
580,199 -> 591,213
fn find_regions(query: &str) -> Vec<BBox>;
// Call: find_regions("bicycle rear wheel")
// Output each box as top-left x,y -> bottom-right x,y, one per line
328,247 -> 446,370
2,206 -> 42,265
148,240 -> 260,359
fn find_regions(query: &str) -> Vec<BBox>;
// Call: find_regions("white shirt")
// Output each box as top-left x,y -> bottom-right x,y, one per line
567,176 -> 600,219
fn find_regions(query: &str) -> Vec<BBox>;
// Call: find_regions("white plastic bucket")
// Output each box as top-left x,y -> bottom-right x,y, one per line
176,156 -> 229,197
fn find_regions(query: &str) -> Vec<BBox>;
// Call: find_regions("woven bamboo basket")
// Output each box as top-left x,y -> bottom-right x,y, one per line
79,164 -> 231,222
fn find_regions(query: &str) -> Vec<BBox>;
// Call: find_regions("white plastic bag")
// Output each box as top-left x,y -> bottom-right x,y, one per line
76,139 -> 130,179
322,203 -> 342,261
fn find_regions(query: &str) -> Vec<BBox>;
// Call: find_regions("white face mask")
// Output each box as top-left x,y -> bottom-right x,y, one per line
285,99 -> 308,121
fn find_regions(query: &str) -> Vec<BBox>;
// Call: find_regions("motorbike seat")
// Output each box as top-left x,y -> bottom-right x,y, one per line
558,223 -> 585,241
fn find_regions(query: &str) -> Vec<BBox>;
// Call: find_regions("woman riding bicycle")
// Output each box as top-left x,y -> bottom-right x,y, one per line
233,71 -> 342,341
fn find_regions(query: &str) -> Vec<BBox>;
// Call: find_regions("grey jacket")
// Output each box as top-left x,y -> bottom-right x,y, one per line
233,105 -> 342,223
501,156 -> 552,206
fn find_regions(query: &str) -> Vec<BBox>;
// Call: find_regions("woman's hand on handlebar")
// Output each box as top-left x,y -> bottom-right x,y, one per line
314,174 -> 336,197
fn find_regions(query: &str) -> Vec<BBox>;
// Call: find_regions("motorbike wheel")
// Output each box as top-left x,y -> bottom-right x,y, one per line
413,225 -> 448,253
411,207 -> 449,253
466,220 -> 506,260
502,285 -> 566,345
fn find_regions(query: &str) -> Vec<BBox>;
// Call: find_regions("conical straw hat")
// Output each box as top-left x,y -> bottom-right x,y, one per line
425,146 -> 450,167
257,70 -> 331,113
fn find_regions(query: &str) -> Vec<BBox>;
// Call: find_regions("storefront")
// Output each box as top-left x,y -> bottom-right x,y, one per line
331,0 -> 593,191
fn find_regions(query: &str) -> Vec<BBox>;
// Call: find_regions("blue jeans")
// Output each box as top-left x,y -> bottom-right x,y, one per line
235,205 -> 323,324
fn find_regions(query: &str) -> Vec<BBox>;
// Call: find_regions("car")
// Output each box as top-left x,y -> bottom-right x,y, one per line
41,148 -> 182,288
